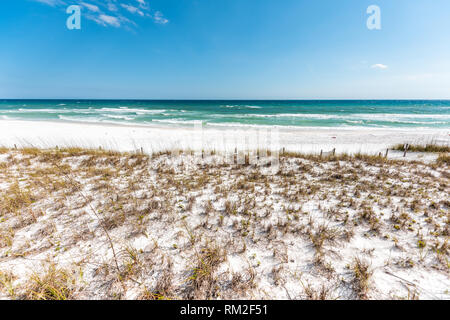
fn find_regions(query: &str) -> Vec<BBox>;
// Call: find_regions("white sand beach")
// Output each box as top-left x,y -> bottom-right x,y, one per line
1,120 -> 449,160
1,119 -> 449,300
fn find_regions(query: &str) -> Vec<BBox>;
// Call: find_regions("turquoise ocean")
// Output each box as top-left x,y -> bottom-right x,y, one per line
0,100 -> 449,129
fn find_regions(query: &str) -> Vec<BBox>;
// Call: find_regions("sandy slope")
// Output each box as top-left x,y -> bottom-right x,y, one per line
0,148 -> 448,300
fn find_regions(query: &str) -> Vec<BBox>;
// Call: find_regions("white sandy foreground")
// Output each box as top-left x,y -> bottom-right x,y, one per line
0,120 -> 449,161
0,148 -> 448,300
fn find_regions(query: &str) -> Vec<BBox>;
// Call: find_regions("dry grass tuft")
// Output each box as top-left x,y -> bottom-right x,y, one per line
0,270 -> 16,297
186,243 -> 226,299
0,182 -> 35,214
436,153 -> 450,165
351,257 -> 373,299
302,281 -> 336,300
24,265 -> 75,300
392,143 -> 450,153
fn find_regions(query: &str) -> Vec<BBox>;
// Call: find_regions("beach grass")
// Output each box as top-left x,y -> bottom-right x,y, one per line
0,146 -> 449,300
436,153 -> 450,165
391,142 -> 450,153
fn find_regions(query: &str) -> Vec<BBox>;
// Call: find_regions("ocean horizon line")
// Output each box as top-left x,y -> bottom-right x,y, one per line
2,98 -> 450,101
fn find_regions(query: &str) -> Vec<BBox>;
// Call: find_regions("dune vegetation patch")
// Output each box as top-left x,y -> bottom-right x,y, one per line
0,147 -> 448,300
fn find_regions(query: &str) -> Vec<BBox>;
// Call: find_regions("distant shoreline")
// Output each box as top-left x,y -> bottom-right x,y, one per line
2,99 -> 450,101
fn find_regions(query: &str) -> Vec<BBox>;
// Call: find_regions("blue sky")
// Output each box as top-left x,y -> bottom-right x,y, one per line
0,0 -> 449,99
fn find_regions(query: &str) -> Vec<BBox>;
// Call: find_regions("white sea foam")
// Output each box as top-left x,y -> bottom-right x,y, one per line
15,108 -> 71,113
232,113 -> 450,121
99,107 -> 167,114
103,114 -> 136,121
152,119 -> 202,125
221,105 -> 262,109
58,115 -> 104,123
3,108 -> 93,114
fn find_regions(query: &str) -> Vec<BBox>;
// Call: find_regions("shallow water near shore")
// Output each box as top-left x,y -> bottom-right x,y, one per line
1,100 -> 450,129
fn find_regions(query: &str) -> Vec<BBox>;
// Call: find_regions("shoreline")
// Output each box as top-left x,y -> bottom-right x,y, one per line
2,117 -> 450,131
0,119 -> 448,160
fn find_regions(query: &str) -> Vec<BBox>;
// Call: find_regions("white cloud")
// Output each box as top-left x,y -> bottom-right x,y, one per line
121,4 -> 144,16
107,3 -> 118,12
152,11 -> 169,24
136,0 -> 147,8
81,2 -> 99,12
32,0 -> 168,28
371,64 -> 388,70
34,0 -> 65,6
98,14 -> 121,27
